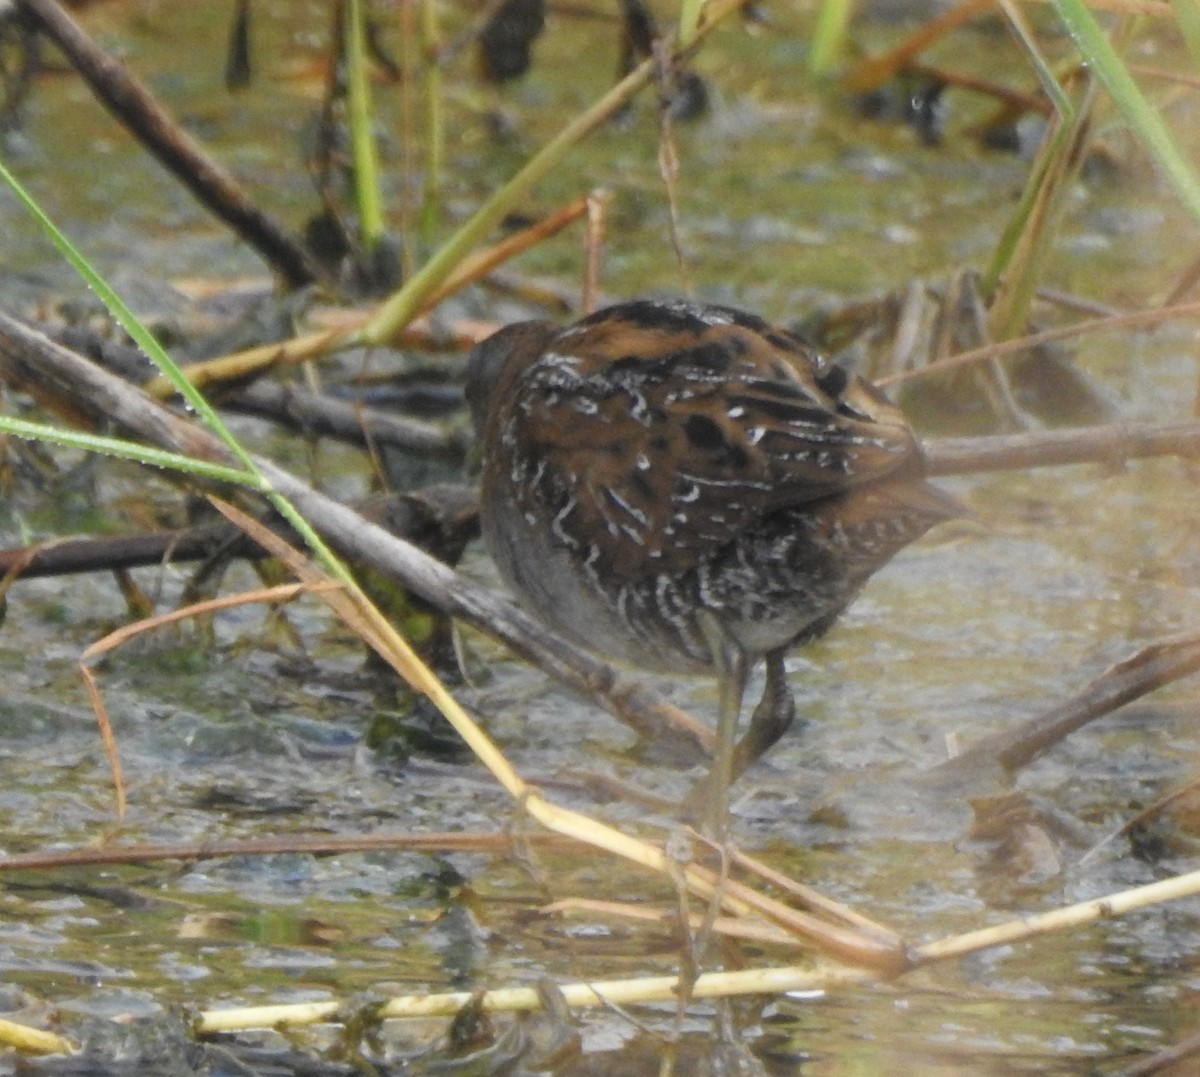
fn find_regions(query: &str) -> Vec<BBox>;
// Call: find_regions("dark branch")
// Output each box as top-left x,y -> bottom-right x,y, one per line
15,0 -> 327,289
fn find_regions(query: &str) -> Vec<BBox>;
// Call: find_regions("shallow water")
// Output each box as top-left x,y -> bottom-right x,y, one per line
1,1 -> 1199,1073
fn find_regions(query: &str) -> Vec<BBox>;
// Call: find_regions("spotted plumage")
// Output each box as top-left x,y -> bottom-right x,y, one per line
465,299 -> 960,770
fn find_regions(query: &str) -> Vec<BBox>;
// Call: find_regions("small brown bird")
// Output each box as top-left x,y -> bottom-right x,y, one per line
465,299 -> 959,814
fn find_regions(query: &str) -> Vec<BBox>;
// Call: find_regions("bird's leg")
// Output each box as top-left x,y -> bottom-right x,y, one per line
731,648 -> 795,779
693,611 -> 748,838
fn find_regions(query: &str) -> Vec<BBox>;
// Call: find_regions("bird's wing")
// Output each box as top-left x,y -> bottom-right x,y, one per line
504,315 -> 923,582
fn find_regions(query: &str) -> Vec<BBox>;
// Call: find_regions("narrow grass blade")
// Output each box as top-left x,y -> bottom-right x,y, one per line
346,0 -> 385,252
1052,0 -> 1200,224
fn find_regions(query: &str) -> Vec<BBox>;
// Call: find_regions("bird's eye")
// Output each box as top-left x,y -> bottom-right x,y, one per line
815,362 -> 849,398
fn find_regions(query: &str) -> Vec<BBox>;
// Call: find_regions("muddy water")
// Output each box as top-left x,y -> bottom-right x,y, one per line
1,1 -> 1199,1073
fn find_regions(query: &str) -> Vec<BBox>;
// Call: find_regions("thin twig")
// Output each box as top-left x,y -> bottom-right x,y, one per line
879,299 -> 1200,387
1117,1025 -> 1200,1076
929,634 -> 1200,783
924,419 -> 1200,475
